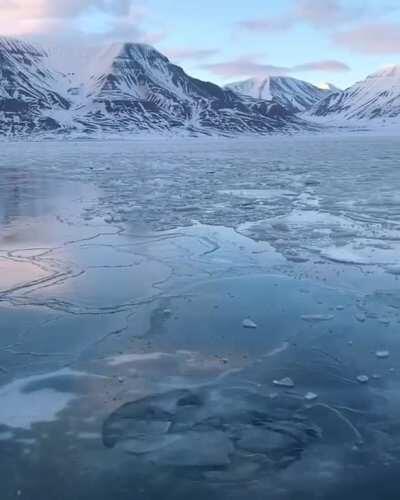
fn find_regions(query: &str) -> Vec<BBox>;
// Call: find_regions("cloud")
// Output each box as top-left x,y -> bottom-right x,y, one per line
202,56 -> 350,79
165,48 -> 219,62
203,58 -> 288,78
0,0 -> 157,43
294,60 -> 350,72
334,22 -> 400,54
237,0 -> 364,35
0,0 -> 132,21
294,0 -> 359,28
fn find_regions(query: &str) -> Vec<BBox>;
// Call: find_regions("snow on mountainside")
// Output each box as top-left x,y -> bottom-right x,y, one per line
317,82 -> 341,93
307,65 -> 400,124
0,39 -> 313,137
77,43 -> 309,135
226,76 -> 333,113
2,37 -> 400,137
0,37 -> 70,135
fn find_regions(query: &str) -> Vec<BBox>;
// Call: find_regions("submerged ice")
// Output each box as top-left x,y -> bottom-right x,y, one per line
103,386 -> 320,475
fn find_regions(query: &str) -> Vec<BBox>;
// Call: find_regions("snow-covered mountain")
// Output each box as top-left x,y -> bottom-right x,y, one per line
226,76 -> 333,113
0,39 -> 312,137
307,65 -> 400,124
0,37 -> 70,135
78,43 -> 311,135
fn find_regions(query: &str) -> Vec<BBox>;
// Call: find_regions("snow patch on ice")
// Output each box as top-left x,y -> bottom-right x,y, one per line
0,369 -> 94,430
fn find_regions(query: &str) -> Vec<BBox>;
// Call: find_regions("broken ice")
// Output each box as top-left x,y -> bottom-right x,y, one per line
242,318 -> 258,329
273,377 -> 295,388
103,386 -> 319,475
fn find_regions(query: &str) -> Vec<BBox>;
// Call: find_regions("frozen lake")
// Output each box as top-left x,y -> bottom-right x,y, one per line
1,136 -> 400,499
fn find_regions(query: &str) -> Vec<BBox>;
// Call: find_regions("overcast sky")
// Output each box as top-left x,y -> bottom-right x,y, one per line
1,0 -> 400,89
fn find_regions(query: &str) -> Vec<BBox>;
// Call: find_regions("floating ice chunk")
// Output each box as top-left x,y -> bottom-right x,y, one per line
273,377 -> 295,388
304,392 -> 318,401
356,375 -> 369,384
301,314 -> 334,322
376,350 -> 390,359
104,214 -> 126,224
242,318 -> 257,329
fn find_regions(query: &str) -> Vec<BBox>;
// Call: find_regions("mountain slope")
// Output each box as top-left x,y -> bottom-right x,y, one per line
0,37 -> 71,136
76,43 -> 307,135
0,38 -> 315,137
307,65 -> 400,123
226,76 -> 333,113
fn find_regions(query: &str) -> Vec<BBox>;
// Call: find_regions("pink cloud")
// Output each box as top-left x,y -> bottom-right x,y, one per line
334,22 -> 400,54
203,58 -> 288,78
294,0 -> 353,27
203,56 -> 350,79
0,0 -> 132,21
0,0 -> 146,37
237,0 -> 363,35
294,60 -> 350,72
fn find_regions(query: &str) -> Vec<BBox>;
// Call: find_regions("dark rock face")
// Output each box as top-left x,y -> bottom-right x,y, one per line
0,39 -> 314,137
0,38 -> 71,136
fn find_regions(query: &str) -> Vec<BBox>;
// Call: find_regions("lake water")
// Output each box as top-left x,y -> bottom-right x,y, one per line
1,136 -> 400,499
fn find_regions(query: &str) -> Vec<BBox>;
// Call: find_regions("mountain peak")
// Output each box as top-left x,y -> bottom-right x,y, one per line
226,75 -> 331,113
87,42 -> 169,81
107,42 -> 169,63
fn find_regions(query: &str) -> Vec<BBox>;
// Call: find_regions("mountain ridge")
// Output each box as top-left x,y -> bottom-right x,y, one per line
306,64 -> 400,124
225,76 -> 335,113
2,37 -> 399,137
0,38 -> 316,137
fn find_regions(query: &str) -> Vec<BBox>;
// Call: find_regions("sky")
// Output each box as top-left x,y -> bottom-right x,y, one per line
1,0 -> 400,89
